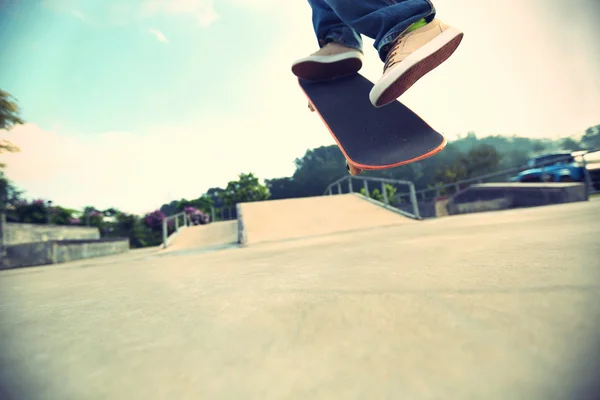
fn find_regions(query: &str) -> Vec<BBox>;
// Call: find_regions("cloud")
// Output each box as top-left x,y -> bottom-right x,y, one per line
0,112 -> 318,215
147,28 -> 169,43
140,0 -> 219,27
41,0 -> 88,22
69,9 -> 87,22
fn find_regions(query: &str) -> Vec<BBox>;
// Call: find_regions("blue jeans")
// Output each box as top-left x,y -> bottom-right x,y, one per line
308,0 -> 436,61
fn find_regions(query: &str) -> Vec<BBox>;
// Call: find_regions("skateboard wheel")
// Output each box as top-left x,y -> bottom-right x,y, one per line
346,161 -> 363,176
308,103 -> 315,112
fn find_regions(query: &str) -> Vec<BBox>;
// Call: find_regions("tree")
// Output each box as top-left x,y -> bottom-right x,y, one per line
219,172 -> 270,207
0,172 -> 22,212
560,138 -> 583,151
0,90 -> 25,168
581,125 -> 600,150
432,144 -> 501,186
11,199 -> 49,224
292,146 -> 347,196
49,205 -> 77,225
360,184 -> 397,203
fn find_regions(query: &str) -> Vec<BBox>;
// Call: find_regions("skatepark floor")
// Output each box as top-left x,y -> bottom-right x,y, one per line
1,199 -> 599,399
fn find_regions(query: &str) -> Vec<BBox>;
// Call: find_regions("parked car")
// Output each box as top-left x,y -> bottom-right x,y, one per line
509,151 -> 589,183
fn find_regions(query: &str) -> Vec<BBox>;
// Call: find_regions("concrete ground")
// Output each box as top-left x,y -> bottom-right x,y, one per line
1,199 -> 599,399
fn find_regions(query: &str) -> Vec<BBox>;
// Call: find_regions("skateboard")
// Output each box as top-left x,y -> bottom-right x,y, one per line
298,73 -> 447,176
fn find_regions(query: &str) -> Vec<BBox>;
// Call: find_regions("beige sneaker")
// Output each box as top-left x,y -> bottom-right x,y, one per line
369,19 -> 463,107
292,42 -> 363,82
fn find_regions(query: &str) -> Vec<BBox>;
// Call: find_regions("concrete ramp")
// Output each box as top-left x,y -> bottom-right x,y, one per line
238,193 -> 414,245
165,221 -> 238,252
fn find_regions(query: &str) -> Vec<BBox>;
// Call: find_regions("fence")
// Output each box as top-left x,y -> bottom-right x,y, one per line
323,176 -> 422,220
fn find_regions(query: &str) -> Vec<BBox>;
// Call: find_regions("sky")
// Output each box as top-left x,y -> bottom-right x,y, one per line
0,0 -> 599,215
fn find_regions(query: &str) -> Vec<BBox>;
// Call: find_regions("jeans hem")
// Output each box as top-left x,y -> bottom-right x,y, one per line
319,34 -> 364,53
376,2 -> 436,61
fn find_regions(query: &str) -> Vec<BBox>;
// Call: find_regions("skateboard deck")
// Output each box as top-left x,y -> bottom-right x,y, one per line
298,73 -> 446,175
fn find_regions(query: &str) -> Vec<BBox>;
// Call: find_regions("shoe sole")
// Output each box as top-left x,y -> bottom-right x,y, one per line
292,55 -> 363,82
370,27 -> 464,107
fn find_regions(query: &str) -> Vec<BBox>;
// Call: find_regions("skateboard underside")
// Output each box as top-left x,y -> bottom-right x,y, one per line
299,74 -> 446,173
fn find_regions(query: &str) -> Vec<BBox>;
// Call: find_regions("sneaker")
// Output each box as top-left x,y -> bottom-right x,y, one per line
369,19 -> 463,107
291,42 -> 363,82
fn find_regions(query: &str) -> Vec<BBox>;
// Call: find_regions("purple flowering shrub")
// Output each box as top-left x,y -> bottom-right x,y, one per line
184,206 -> 210,225
144,210 -> 166,231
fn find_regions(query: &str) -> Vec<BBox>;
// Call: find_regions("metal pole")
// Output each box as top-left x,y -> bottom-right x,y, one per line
381,182 -> 388,205
363,179 -> 369,197
348,178 -> 353,193
0,213 -> 6,268
175,215 -> 179,231
582,158 -> 594,196
162,219 -> 167,248
409,183 -> 421,219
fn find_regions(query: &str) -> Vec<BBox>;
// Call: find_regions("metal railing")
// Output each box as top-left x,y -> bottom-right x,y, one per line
162,211 -> 190,248
323,175 -> 421,219
409,148 -> 600,203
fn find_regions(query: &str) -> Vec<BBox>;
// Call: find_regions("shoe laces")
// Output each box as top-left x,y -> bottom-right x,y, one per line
383,36 -> 404,71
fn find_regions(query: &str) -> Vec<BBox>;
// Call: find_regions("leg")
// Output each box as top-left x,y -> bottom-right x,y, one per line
315,0 -> 464,107
324,0 -> 436,60
291,0 -> 364,82
309,0 -> 363,52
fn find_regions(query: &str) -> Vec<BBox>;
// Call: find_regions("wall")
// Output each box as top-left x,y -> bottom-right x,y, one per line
1,238 -> 130,270
53,239 -> 130,264
446,183 -> 588,215
3,222 -> 99,245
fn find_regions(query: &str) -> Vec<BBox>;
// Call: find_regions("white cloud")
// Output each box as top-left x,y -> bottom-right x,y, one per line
140,0 -> 219,27
42,0 -> 88,22
69,9 -> 87,22
147,28 -> 169,43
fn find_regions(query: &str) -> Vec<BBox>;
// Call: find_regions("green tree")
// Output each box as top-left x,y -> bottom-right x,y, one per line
49,205 -> 77,225
220,172 -> 270,207
12,199 -> 49,224
560,138 -> 583,151
0,90 -> 24,130
292,146 -> 347,196
581,125 -> 600,149
360,184 -> 397,203
433,144 -> 501,186
0,172 -> 22,212
0,90 -> 25,168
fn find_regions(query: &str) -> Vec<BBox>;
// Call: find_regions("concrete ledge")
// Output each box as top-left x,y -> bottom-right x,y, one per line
2,237 -> 130,270
446,182 -> 588,215
4,223 -> 100,245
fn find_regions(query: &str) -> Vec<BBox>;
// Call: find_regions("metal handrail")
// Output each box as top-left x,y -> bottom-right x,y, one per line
323,175 -> 421,219
162,211 -> 189,248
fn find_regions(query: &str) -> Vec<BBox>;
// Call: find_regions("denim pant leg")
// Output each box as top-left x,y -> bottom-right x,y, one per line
308,0 -> 363,52
323,0 -> 436,61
